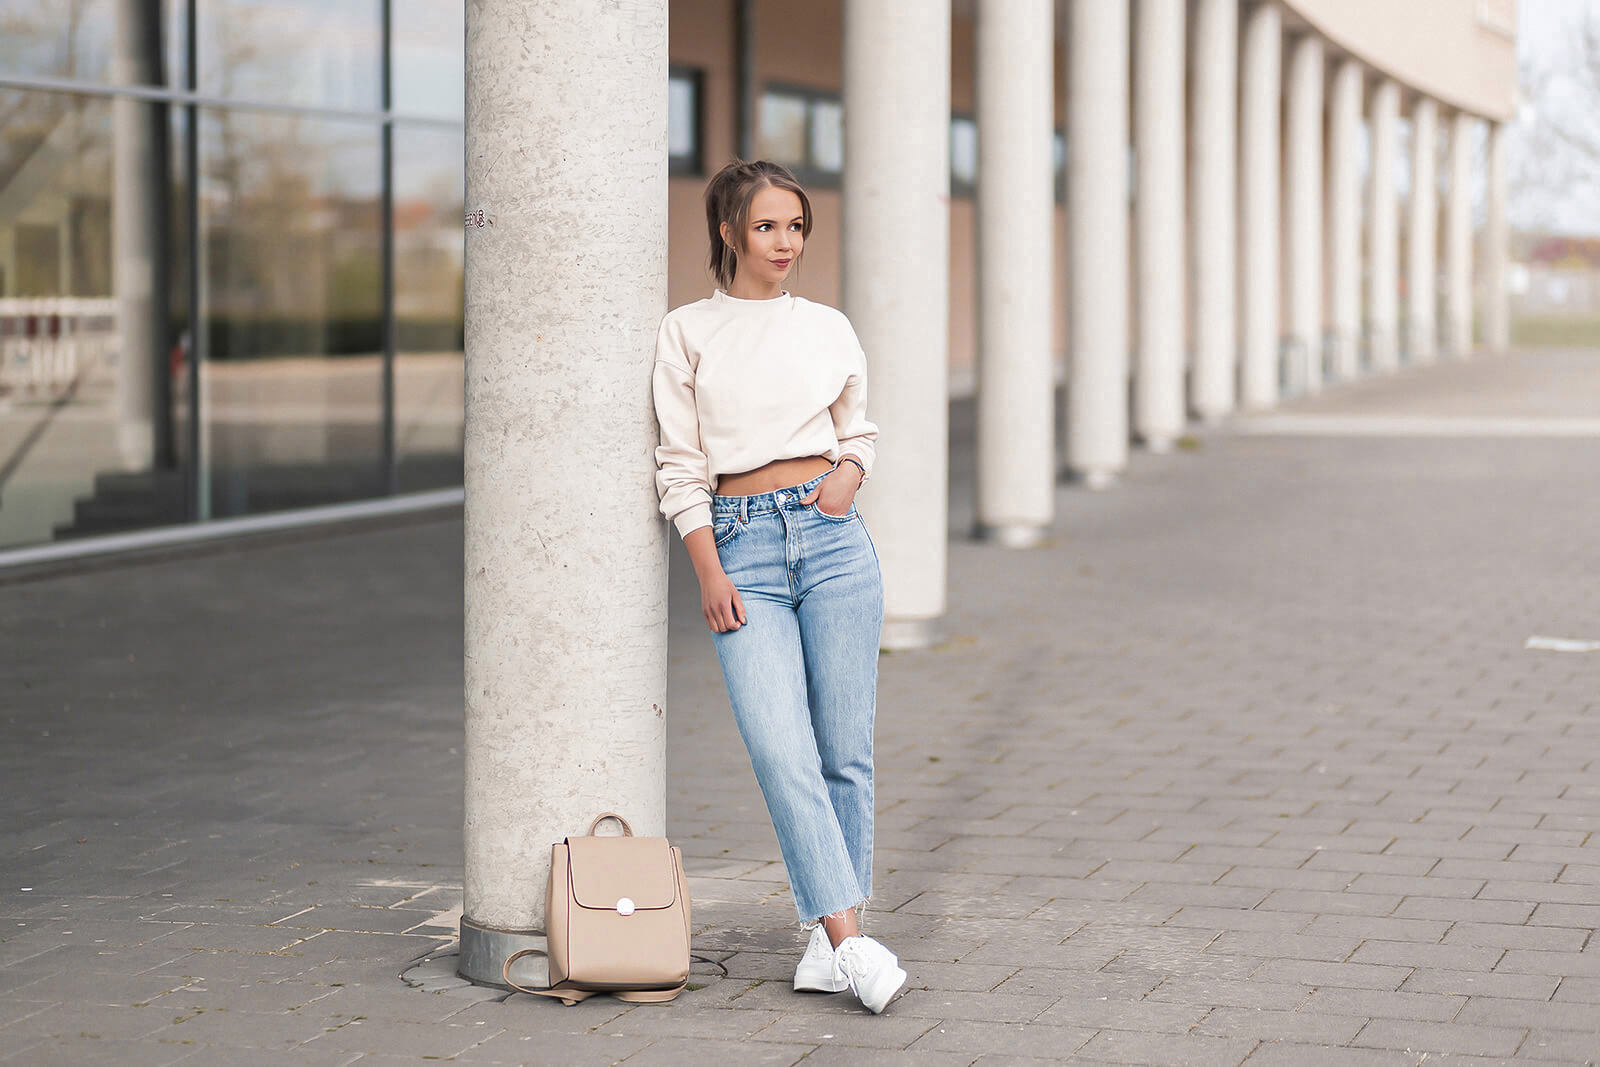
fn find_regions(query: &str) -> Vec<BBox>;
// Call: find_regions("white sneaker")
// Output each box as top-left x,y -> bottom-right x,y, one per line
793,925 -> 850,993
831,935 -> 907,1014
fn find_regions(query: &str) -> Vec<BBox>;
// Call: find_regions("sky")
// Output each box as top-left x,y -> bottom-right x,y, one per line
1511,0 -> 1600,234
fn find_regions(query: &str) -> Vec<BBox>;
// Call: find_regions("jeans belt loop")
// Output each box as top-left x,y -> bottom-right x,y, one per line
740,495 -> 748,523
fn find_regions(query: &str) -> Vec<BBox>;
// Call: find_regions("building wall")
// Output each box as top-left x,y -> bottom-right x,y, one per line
668,1 -> 1071,389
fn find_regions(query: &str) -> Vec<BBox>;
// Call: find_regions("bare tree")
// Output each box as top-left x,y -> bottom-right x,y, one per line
1512,8 -> 1600,233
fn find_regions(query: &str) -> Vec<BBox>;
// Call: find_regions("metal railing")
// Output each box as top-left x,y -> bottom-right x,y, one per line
0,298 -> 118,400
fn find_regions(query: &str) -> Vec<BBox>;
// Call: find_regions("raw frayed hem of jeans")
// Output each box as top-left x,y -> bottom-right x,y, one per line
798,898 -> 870,932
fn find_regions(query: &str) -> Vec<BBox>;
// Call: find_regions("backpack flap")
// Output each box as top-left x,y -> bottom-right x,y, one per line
565,836 -> 681,913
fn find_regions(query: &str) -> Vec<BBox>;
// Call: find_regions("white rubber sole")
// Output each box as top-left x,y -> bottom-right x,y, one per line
793,964 -> 850,993
855,963 -> 908,1014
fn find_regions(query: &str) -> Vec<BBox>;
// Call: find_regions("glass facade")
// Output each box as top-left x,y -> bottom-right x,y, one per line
0,0 -> 465,550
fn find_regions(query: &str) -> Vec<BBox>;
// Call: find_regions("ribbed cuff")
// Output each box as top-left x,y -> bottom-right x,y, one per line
673,503 -> 713,540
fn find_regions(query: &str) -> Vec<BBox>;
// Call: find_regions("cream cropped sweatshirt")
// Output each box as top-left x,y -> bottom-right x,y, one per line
652,289 -> 879,539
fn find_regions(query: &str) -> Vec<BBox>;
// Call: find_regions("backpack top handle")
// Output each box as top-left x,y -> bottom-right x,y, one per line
588,812 -> 635,837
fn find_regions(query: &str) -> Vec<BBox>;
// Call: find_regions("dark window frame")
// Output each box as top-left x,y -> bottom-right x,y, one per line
668,65 -> 705,177
950,112 -> 977,199
758,82 -> 843,189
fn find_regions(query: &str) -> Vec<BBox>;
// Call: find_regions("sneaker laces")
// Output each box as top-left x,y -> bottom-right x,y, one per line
801,927 -> 834,965
830,937 -> 878,987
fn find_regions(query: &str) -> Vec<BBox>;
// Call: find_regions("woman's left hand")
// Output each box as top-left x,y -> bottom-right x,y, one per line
802,463 -> 863,518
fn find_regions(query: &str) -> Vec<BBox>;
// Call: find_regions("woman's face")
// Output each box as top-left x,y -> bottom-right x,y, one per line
727,185 -> 804,290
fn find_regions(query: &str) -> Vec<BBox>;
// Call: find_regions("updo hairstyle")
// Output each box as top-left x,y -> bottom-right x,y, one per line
704,159 -> 814,290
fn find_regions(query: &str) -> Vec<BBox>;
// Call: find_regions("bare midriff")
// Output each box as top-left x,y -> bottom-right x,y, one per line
715,455 -> 834,498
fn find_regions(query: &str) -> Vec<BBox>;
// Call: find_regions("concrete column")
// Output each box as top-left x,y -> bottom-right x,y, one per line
1284,33 -> 1324,394
975,0 -> 1054,545
1327,57 -> 1363,381
459,0 -> 669,986
844,0 -> 950,649
112,0 -> 171,470
1367,78 -> 1400,372
1407,95 -> 1439,362
1067,0 -> 1129,486
1484,119 -> 1510,350
1445,109 -> 1474,357
1133,0 -> 1186,451
1237,1 -> 1281,410
1189,0 -> 1238,420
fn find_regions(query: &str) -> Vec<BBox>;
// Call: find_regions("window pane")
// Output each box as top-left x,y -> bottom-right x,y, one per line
197,0 -> 380,110
758,92 -> 808,168
951,116 -> 977,188
0,0 -> 188,88
0,88 -> 189,548
393,124 -> 463,492
198,108 -> 384,516
392,0 -> 463,120
810,98 -> 843,174
668,74 -> 697,161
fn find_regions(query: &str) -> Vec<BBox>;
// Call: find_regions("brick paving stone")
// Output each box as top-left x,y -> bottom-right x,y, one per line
1529,904 -> 1600,928
1195,1006 -> 1367,1045
1551,977 -> 1600,1003
1301,852 -> 1436,878
1348,941 -> 1504,972
1251,959 -> 1411,991
755,1012 -> 941,1049
1392,898 -> 1535,925
1239,1044 -> 1421,1066
1257,890 -> 1405,917
1455,996 -> 1600,1031
1071,1029 -> 1259,1066
1032,998 -> 1209,1033
1147,977 -> 1311,1011
797,1047 -> 974,1067
906,1019 -> 1096,1059
988,967 -> 1162,1002
1444,925 -> 1590,952
1517,1029 -> 1600,1062
1479,882 -> 1600,907
888,990 -> 1060,1024
1495,952 -> 1600,979
1298,987 -> 1464,1022
1401,970 -> 1561,1001
1352,1018 -> 1528,1057
1220,868 -> 1362,892
614,1036 -> 816,1066
167,1048 -> 362,1066
1302,915 -> 1451,942
1207,933 -> 1361,963
0,1037 -> 203,1066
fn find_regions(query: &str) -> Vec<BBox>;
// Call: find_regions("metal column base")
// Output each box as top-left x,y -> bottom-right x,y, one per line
880,616 -> 940,652
458,914 -> 550,990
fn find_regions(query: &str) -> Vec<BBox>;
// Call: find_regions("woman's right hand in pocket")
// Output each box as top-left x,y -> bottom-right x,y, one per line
701,570 -> 747,633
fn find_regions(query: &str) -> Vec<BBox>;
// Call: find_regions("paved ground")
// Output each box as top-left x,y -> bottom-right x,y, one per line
2,348 -> 1598,1066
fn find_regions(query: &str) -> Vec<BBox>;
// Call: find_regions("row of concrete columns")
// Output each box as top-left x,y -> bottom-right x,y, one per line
458,0 -> 1514,981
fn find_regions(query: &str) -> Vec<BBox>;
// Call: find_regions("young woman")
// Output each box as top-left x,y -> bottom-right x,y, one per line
651,159 -> 906,1014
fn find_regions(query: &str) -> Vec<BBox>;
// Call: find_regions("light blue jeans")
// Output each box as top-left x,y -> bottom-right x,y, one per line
710,470 -> 884,921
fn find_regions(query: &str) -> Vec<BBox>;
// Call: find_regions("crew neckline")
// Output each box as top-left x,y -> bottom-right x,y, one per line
713,288 -> 792,306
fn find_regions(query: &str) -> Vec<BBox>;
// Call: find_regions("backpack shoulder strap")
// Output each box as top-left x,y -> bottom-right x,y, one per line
501,948 -> 685,1006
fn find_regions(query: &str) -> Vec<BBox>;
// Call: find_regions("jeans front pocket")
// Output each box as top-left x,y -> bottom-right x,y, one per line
713,516 -> 742,547
812,501 -> 857,523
